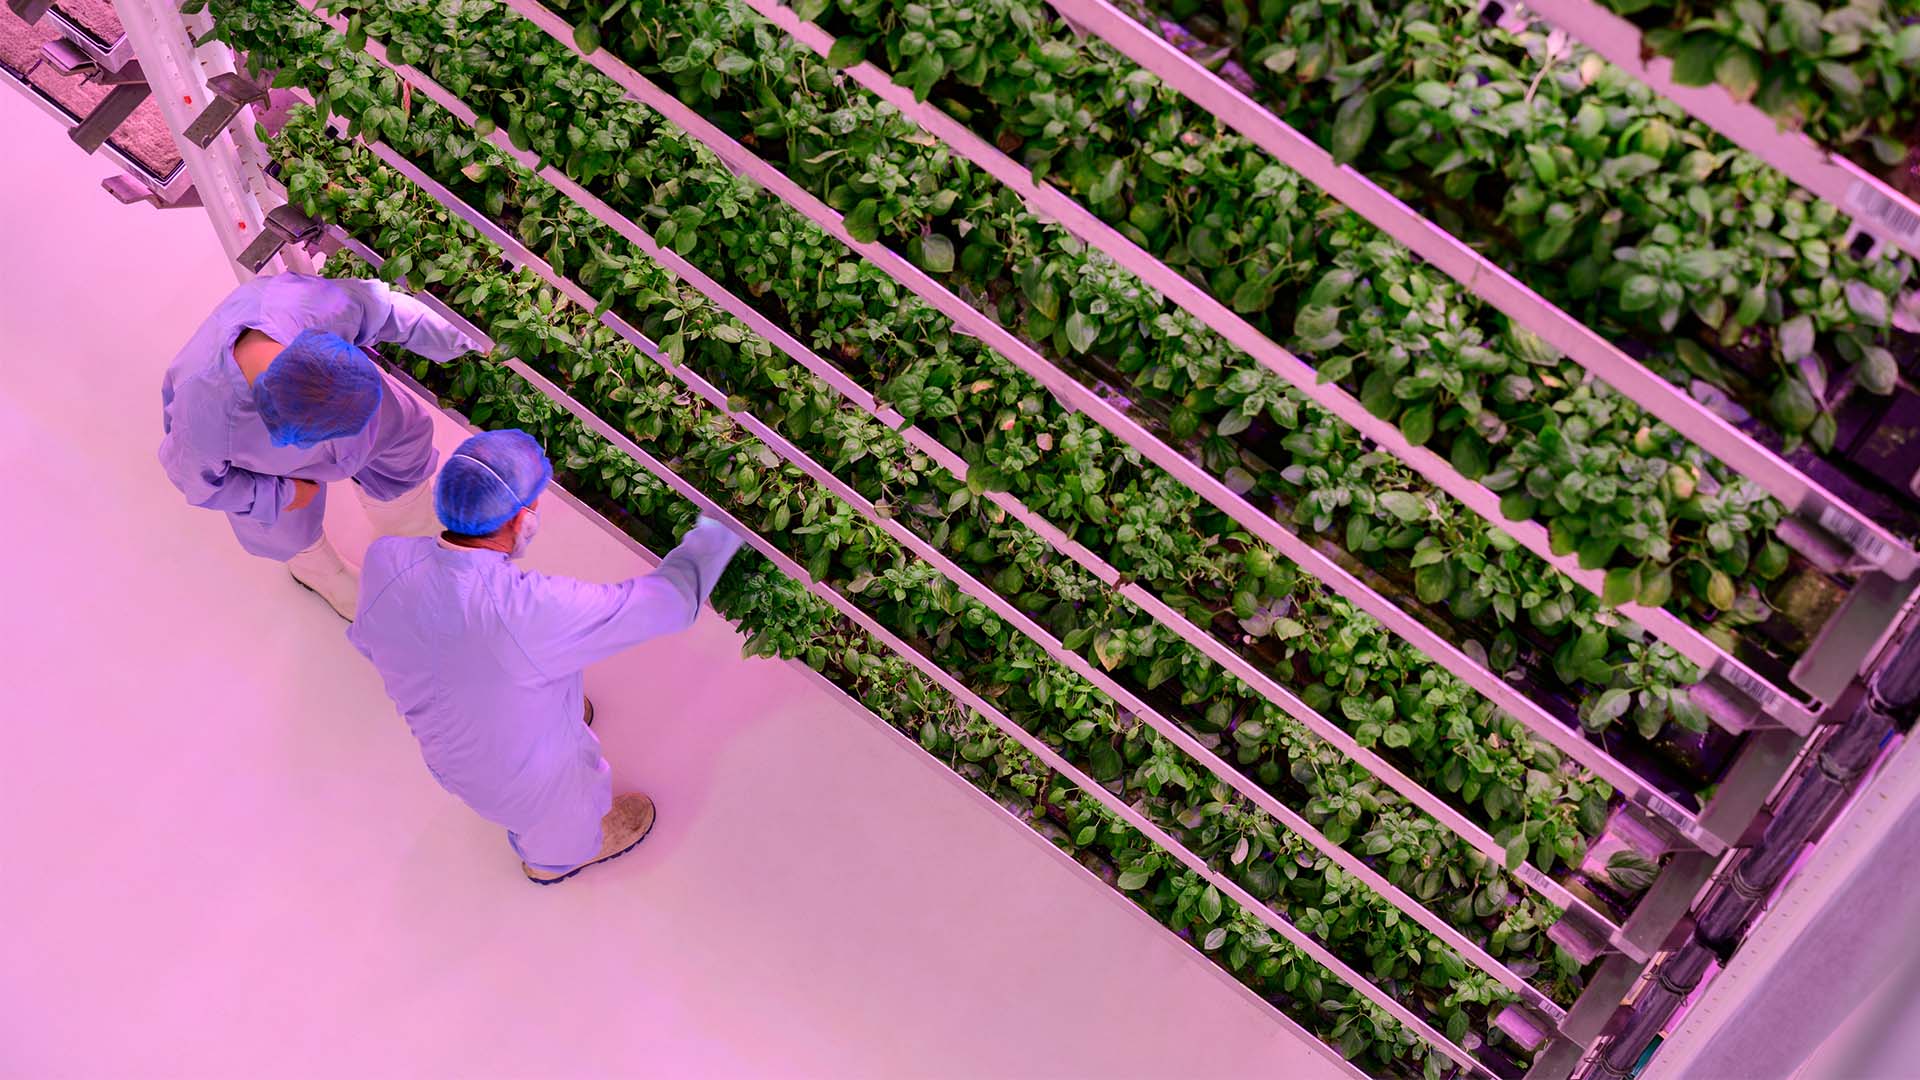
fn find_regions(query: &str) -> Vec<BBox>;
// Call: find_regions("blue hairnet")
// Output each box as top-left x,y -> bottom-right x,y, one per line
254,329 -> 383,448
436,428 -> 553,535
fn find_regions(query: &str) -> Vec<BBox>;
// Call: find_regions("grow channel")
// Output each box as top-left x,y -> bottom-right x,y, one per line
1529,0 -> 1920,258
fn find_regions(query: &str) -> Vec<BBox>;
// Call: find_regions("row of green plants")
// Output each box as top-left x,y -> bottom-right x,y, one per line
567,0 -> 1825,696
1095,0 -> 1915,460
280,109 -> 1528,1068
287,77 -> 1595,996
242,0 -> 1687,952
344,258 -> 1440,1077
1601,0 -> 1920,170
216,0 -> 1654,890
439,363 -> 1461,1075
220,0 -> 1773,773
281,105 -> 1510,1075
587,0 -> 1809,588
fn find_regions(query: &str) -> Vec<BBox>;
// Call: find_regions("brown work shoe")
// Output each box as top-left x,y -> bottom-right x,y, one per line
583,696 -> 595,728
522,793 -> 656,886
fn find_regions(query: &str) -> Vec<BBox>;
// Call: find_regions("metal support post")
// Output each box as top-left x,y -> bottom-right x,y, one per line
109,0 -> 273,277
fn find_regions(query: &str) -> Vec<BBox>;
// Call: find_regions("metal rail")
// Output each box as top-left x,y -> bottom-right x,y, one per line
1031,0 -> 1915,589
325,113 -> 1575,1020
370,329 -> 1372,1080
320,222 -> 1489,1074
1519,0 -> 1920,272
281,8 -> 1640,956
496,0 -> 1733,848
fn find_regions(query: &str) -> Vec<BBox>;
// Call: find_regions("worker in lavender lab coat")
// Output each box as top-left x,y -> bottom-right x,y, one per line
158,273 -> 484,619
348,429 -> 745,884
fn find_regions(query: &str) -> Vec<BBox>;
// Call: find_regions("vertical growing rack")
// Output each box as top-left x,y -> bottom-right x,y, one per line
70,0 -> 1920,1075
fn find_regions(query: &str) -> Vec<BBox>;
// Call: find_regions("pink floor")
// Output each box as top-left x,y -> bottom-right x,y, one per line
0,87 -> 1350,1078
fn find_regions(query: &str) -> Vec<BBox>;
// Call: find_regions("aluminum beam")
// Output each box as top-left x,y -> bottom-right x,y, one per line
109,0 -> 271,277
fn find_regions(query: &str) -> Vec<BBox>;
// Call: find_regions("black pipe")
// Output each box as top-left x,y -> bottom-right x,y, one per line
1696,699 -> 1896,950
1871,627 -> 1920,715
1580,626 -> 1920,1077
1593,943 -> 1715,1077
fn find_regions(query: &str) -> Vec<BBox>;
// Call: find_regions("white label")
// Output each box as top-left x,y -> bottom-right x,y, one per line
1713,656 -> 1784,714
1515,863 -> 1553,893
1817,502 -> 1893,564
1846,179 -> 1920,244
1646,796 -> 1692,830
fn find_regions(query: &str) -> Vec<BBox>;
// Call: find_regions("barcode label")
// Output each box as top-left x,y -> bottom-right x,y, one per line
1515,863 -> 1552,892
1816,502 -> 1893,564
1845,180 -> 1920,243
1713,656 -> 1784,714
1645,796 -> 1692,829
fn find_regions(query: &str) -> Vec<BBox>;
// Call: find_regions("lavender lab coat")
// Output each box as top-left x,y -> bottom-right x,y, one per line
158,274 -> 477,560
347,521 -> 745,870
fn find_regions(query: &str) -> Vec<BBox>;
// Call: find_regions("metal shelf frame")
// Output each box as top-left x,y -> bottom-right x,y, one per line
119,2 -> 1920,1075
280,0 -> 1649,968
734,0 -> 1849,735
1517,0 -> 1920,272
107,0 -> 294,278
1023,0 -> 1918,696
313,215 -> 1492,1077
324,112 -> 1579,1024
364,319 -> 1370,1080
496,0 -> 1734,851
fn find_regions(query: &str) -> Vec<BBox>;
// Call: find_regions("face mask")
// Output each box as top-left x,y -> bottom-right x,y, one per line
510,506 -> 541,560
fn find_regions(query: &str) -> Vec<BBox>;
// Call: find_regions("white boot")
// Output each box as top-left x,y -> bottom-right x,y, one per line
356,479 -> 442,538
287,534 -> 360,620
